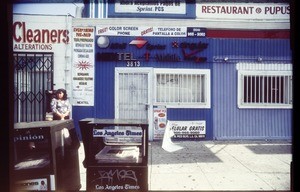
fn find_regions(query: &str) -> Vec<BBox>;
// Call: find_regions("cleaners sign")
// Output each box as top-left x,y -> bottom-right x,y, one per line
13,16 -> 70,51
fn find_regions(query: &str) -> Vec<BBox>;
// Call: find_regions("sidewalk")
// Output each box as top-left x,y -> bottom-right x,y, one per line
78,140 -> 292,191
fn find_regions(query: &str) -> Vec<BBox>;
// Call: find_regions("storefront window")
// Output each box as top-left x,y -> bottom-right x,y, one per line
154,68 -> 211,108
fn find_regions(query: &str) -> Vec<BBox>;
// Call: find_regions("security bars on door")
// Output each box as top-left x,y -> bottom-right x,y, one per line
14,52 -> 53,122
117,72 -> 149,120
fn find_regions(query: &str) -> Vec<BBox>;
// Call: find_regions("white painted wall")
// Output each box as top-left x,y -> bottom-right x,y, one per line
13,14 -> 73,95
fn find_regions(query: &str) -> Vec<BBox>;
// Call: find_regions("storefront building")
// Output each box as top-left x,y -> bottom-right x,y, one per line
13,1 -> 291,141
69,0 -> 291,141
13,14 -> 73,122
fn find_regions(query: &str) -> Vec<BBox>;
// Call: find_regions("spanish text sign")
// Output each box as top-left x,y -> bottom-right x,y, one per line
168,120 -> 206,139
72,27 -> 95,106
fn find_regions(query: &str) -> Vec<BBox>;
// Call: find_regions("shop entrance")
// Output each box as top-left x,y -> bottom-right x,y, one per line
14,52 -> 53,123
115,68 -> 153,139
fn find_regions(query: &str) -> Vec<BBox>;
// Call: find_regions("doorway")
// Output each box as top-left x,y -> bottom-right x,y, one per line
115,67 -> 153,140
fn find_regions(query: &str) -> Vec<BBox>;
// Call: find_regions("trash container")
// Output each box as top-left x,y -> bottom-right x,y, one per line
13,120 -> 81,191
79,118 -> 148,192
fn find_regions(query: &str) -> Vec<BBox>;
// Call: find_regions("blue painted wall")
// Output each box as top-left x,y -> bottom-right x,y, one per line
73,35 -> 214,139
72,34 -> 292,141
211,38 -> 292,139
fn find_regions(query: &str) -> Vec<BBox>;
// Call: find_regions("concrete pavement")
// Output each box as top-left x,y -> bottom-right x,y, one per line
78,140 -> 292,191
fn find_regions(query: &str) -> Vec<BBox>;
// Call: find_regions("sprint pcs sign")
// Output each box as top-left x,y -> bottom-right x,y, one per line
115,0 -> 186,14
168,120 -> 206,139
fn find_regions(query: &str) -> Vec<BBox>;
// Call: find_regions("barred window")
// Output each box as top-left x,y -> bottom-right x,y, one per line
238,70 -> 292,108
154,69 -> 211,108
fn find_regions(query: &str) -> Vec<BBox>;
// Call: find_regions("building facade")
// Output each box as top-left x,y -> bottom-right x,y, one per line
70,0 -> 291,140
13,1 -> 292,141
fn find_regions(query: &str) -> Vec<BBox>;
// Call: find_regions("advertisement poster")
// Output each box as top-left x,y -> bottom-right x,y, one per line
72,27 -> 95,106
16,178 -> 48,191
153,106 -> 167,140
168,120 -> 206,139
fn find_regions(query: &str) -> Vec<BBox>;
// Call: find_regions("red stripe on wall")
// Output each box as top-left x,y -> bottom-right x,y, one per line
207,30 -> 290,39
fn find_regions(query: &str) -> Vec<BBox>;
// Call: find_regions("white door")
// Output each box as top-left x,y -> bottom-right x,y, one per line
115,68 -> 153,139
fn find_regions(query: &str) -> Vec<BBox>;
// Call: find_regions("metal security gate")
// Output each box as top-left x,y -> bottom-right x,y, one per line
14,52 -> 53,122
115,68 -> 152,121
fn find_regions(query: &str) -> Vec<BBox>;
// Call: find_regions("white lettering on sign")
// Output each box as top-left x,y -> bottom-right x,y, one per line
196,3 -> 290,20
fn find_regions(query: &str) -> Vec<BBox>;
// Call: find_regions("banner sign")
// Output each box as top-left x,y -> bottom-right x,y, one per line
168,120 -> 206,139
115,0 -> 186,14
196,3 -> 290,20
72,27 -> 95,106
96,26 -> 187,37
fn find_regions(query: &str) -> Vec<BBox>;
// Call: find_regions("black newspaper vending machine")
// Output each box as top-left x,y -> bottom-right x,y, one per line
79,118 -> 148,192
13,120 -> 81,191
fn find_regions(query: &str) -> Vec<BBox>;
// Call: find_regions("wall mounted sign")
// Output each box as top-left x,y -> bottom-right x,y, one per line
114,0 -> 186,14
72,27 -> 95,106
196,3 -> 289,21
13,19 -> 70,51
96,26 -> 187,37
96,26 -> 206,37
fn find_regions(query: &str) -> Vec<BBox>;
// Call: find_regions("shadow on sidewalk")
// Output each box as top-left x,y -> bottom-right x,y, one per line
149,141 -> 222,165
245,144 -> 292,154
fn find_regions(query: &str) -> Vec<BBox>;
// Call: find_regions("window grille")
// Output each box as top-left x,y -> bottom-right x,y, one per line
154,69 -> 210,108
238,70 -> 292,108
